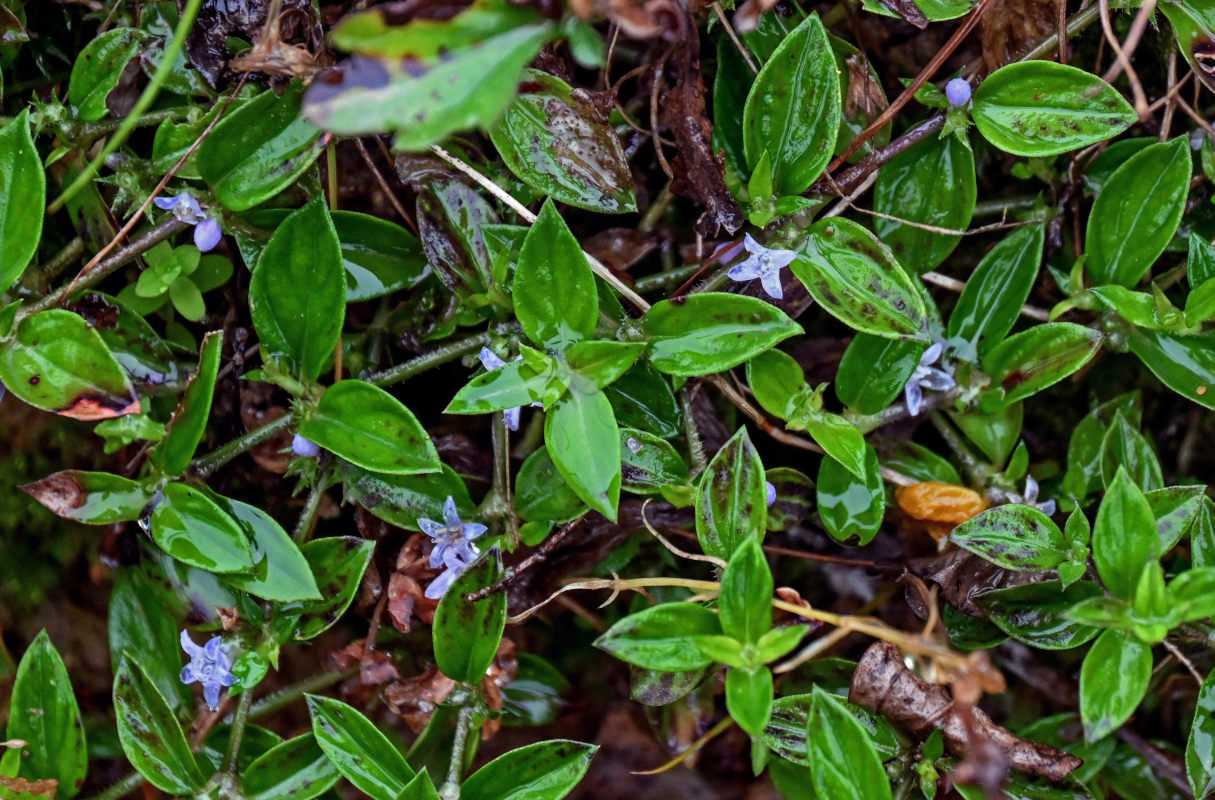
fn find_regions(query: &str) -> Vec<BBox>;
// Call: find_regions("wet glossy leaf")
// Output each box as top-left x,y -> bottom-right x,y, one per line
250,198 -> 345,384
150,483 -> 254,573
720,538 -> 774,646
971,62 -> 1136,157
1126,328 -> 1215,411
446,350 -> 567,414
620,428 -> 688,494
109,567 -> 191,713
308,694 -> 413,800
1086,138 -> 1190,287
1147,485 -> 1207,552
696,427 -> 767,559
303,23 -> 552,150
981,322 -> 1104,407
514,199 -> 597,348
629,666 -> 704,707
874,132 -> 975,274
21,469 -> 150,524
300,380 -> 440,475
566,340 -> 644,389
216,497 -> 321,603
5,631 -> 86,799
515,446 -> 586,522
197,84 -> 324,211
1188,232 -> 1215,289
727,665 -> 774,737
293,537 -> 375,640
461,739 -> 596,800
544,387 -> 620,521
1062,392 -> 1141,499
415,179 -> 497,297
977,580 -> 1101,650
594,603 -> 721,671
817,441 -> 884,545
114,658 -> 204,794
835,334 -> 924,414
792,218 -> 929,340
0,110 -> 45,290
948,401 -> 1023,466
245,733 -> 340,800
151,331 -> 221,476
332,210 -> 429,301
1092,468 -> 1159,602
1186,667 -> 1215,800
645,293 -> 801,376
0,309 -> 139,419
395,770 -> 442,800
808,686 -> 893,800
67,28 -> 151,121
714,34 -> 753,174
743,13 -> 840,194
340,462 -> 475,532
1099,413 -> 1163,491
947,224 -> 1044,359
951,505 -> 1068,571
604,361 -> 681,438
434,554 -> 506,682
490,70 -> 635,213
1080,629 -> 1151,742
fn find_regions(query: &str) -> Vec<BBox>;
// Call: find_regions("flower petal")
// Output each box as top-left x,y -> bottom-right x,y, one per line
478,347 -> 506,371
1023,475 -> 1040,504
419,518 -> 441,538
154,196 -> 179,210
905,381 -> 923,416
1039,499 -> 1057,516
503,406 -> 521,431
743,233 -> 764,254
728,257 -> 762,282
425,568 -> 459,600
180,630 -> 203,657
759,269 -> 785,300
443,496 -> 460,527
920,342 -> 944,366
918,368 -> 956,391
462,522 -> 488,541
429,542 -> 450,569
768,249 -> 798,268
203,682 -> 222,711
194,218 -> 222,252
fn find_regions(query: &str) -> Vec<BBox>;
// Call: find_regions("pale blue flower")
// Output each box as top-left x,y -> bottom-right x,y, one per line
766,481 -> 777,506
1012,476 -> 1057,516
419,496 -> 487,599
727,234 -> 797,300
154,193 -> 222,252
292,434 -> 321,458
945,78 -> 972,107
478,347 -> 521,431
180,630 -> 236,710
904,342 -> 956,417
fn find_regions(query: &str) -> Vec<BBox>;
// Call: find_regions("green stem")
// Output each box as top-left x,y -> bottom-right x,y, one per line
927,410 -> 989,487
220,688 -> 255,776
491,413 -> 518,548
190,414 -> 294,479
247,668 -> 352,720
681,385 -> 708,475
1020,2 -> 1101,62
19,236 -> 84,293
82,772 -> 145,800
48,0 -> 205,213
366,328 -> 499,388
972,196 -> 1040,217
634,262 -> 701,292
441,707 -> 476,799
78,107 -> 193,138
293,463 -> 333,544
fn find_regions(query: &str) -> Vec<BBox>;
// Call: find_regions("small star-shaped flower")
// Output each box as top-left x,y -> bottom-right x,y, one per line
179,630 -> 237,711
1009,475 -> 1056,516
154,192 -> 222,252
727,234 -> 798,300
419,496 -> 487,599
904,342 -> 956,417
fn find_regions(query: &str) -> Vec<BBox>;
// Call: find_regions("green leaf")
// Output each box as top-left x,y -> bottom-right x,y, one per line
873,132 -> 975,274
947,401 -> 1023,465
980,322 -> 1104,406
395,770 -> 441,800
1085,137 -> 1191,287
446,350 -> 567,414
565,340 -> 644,389
307,694 -> 414,800
67,28 -> 152,121
1188,232 -> 1215,289
515,446 -> 586,522
513,199 -> 598,347
976,580 -> 1101,650
294,537 -> 376,640
340,462 -> 475,532
197,84 -> 324,211
433,554 -> 506,682
791,218 -> 929,340
970,61 -> 1136,157
461,739 -> 596,800
604,361 -> 681,438
1080,629 -> 1152,742
114,658 -> 204,794
950,505 -> 1069,571
108,568 -> 191,713
20,469 -> 150,525
755,625 -> 810,663
1186,666 -> 1215,800
150,483 -> 254,573
719,539 -> 773,644
808,686 -> 893,800
620,428 -> 689,494
0,110 -> 45,291
1099,412 -> 1163,492
5,631 -> 87,799
594,603 -> 721,671
1126,328 -> 1215,411
1062,392 -> 1141,499
696,427 -> 767,559
0,309 -> 138,420
742,13 -> 840,195
303,23 -> 553,150
300,380 -> 440,475
490,69 -> 636,213
151,331 -> 221,476
331,210 -> 429,301
835,334 -> 923,414
544,387 -> 621,521
726,665 -> 774,737
817,441 -> 884,545
1147,485 -> 1208,552
250,198 -> 345,383
803,412 -> 868,481
1092,467 -> 1159,601
215,497 -> 321,603
245,733 -> 341,800
644,293 -> 802,376
946,224 -> 1044,358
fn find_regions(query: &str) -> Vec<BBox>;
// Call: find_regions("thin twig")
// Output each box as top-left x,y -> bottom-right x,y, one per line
463,515 -> 588,601
712,1 -> 759,74
1098,0 -> 1149,115
920,270 -> 1051,321
355,137 -> 416,234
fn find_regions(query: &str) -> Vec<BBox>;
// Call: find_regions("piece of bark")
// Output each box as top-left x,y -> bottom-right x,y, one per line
850,641 -> 1083,784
